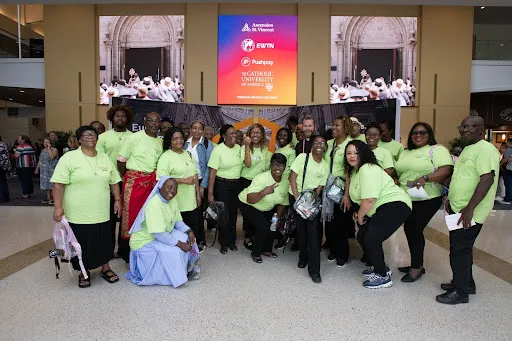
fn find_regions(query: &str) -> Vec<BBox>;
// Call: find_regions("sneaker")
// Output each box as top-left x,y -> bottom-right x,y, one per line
187,265 -> 201,280
362,266 -> 392,278
363,274 -> 393,289
336,259 -> 346,268
327,253 -> 336,262
274,237 -> 288,250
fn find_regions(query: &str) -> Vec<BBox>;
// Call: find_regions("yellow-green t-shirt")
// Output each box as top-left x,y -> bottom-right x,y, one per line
351,135 -> 367,143
240,145 -> 272,180
129,195 -> 183,250
324,138 -> 351,178
50,149 -> 121,224
238,171 -> 289,211
372,146 -> 395,170
378,139 -> 404,162
349,163 -> 411,217
119,130 -> 163,173
96,129 -> 133,176
157,150 -> 198,212
395,144 -> 454,201
207,143 -> 243,180
275,144 -> 296,177
289,153 -> 329,195
448,140 -> 500,224
291,134 -> 299,147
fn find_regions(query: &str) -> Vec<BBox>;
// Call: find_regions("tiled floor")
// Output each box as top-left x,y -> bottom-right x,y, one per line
1,207 -> 511,340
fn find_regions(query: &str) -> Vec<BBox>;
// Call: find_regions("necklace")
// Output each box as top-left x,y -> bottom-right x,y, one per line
114,130 -> 128,140
82,152 -> 98,175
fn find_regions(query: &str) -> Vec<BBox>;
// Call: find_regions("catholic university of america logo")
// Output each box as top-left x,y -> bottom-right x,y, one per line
242,23 -> 251,32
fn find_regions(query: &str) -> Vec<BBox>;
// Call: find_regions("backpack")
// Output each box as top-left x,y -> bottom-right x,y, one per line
49,217 -> 88,280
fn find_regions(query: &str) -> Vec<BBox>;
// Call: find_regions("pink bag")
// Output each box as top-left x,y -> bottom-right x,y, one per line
49,217 -> 88,279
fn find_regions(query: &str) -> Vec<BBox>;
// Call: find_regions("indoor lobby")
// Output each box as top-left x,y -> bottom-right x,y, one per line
1,1 -> 512,340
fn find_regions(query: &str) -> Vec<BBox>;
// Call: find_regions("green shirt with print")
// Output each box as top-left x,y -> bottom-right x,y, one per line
378,139 -> 404,162
324,138 -> 351,179
119,130 -> 163,173
275,144 -> 296,177
289,153 -> 329,195
239,171 -> 289,211
207,142 -> 243,180
373,146 -> 395,170
240,145 -> 272,180
96,129 -> 133,176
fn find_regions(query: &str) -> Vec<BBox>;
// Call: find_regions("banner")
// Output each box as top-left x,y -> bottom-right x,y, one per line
218,15 -> 298,106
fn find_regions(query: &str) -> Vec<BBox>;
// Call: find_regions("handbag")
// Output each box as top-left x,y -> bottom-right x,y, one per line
324,145 -> 345,202
293,153 -> 322,220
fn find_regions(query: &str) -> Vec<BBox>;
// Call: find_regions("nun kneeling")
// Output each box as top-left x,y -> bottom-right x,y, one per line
126,176 -> 200,287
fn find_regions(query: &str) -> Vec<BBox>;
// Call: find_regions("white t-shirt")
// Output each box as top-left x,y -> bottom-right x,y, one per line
186,137 -> 203,179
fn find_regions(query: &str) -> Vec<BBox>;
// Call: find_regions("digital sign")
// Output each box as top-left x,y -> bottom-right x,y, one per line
218,15 -> 298,105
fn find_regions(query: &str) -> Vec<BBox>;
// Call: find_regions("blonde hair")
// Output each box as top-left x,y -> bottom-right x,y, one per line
68,136 -> 80,148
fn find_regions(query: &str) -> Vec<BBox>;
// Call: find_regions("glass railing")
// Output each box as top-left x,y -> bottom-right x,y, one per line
474,39 -> 512,61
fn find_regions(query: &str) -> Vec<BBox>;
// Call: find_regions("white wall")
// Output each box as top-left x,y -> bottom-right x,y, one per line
471,60 -> 512,93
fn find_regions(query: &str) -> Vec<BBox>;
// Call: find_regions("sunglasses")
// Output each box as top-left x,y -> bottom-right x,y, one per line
411,130 -> 428,136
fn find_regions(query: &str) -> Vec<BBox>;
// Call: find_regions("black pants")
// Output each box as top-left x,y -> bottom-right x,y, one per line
17,167 -> 34,195
0,170 -> 10,203
403,196 -> 443,269
449,223 -> 482,295
238,177 -> 253,239
214,178 -> 239,247
290,194 -> 322,276
239,203 -> 274,257
182,207 -> 200,239
363,201 -> 411,277
326,203 -> 354,262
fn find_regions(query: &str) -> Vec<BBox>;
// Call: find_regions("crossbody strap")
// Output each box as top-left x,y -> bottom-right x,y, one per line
302,153 -> 310,192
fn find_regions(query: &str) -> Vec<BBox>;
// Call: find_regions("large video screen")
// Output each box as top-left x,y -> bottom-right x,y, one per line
218,15 -> 298,106
330,16 -> 417,107
98,15 -> 185,105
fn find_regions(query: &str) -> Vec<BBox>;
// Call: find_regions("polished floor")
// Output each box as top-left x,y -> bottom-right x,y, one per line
0,206 -> 511,341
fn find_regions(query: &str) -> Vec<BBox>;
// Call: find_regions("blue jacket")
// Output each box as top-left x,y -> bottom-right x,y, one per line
184,138 -> 214,189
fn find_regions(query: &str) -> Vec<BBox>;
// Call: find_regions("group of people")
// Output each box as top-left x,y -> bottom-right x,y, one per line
46,104 -> 498,306
100,75 -> 184,105
330,76 -> 415,107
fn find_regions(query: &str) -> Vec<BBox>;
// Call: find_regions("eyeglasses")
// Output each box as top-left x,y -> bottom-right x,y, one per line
411,130 -> 428,136
81,133 -> 97,139
457,124 -> 483,131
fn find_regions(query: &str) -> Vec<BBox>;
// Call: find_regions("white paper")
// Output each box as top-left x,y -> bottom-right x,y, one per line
407,186 -> 430,200
444,213 -> 476,231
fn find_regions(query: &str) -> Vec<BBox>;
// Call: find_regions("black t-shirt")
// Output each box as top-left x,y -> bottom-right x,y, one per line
295,138 -> 312,156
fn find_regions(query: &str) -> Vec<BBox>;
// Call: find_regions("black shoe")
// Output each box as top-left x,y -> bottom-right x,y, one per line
440,283 -> 476,295
436,290 -> 469,305
311,274 -> 322,283
327,253 -> 336,262
298,261 -> 307,269
251,254 -> 262,263
336,259 -> 347,268
220,246 -> 228,254
401,272 -> 422,283
398,266 -> 426,274
243,240 -> 253,251
274,237 -> 288,250
291,243 -> 299,252
229,244 -> 238,251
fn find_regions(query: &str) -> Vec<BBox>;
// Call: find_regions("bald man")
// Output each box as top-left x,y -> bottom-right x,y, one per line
117,112 -> 163,262
437,115 -> 499,305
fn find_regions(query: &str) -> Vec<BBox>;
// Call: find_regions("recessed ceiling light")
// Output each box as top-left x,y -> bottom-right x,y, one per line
480,6 -> 485,9
19,90 -> 24,93
501,43 -> 505,46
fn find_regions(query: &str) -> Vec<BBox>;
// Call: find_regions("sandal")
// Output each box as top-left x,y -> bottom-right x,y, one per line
101,269 -> 119,283
262,252 -> 278,258
251,254 -> 262,263
78,271 -> 91,288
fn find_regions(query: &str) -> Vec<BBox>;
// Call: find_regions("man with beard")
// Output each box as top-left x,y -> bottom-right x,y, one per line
437,115 -> 499,305
97,105 -> 134,256
117,112 -> 163,262
295,116 -> 316,156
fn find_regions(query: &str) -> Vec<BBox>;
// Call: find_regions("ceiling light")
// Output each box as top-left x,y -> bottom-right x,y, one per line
8,98 -> 13,100
501,43 -> 505,47
38,100 -> 43,103
480,6 -> 485,9
19,90 -> 24,93
502,134 -> 507,140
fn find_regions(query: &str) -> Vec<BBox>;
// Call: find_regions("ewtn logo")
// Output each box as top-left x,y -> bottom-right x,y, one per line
242,23 -> 251,32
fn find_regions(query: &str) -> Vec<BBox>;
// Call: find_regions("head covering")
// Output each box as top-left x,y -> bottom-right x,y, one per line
129,176 -> 173,235
350,117 -> 362,126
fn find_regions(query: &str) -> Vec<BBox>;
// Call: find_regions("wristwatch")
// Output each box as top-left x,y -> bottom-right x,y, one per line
422,175 -> 429,181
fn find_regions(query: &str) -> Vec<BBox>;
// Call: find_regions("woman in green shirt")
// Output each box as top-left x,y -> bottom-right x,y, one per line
394,122 -> 453,283
240,123 -> 272,250
365,123 -> 394,176
239,153 -> 289,263
157,127 -> 203,251
208,124 -> 244,254
345,140 -> 411,289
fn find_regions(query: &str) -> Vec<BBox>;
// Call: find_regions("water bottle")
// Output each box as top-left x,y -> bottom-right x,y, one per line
270,213 -> 278,232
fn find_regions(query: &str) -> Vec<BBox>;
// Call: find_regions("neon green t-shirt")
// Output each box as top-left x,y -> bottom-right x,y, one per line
395,144 -> 454,201
119,130 -> 163,173
378,139 -> 404,162
240,145 -> 272,180
157,150 -> 198,212
207,143 -> 243,180
448,140 -> 500,224
275,144 -> 296,177
372,146 -> 395,170
291,134 -> 299,147
349,163 -> 411,217
351,135 -> 367,143
289,153 -> 329,195
324,138 -> 351,178
96,129 -> 133,176
129,195 -> 183,250
238,171 -> 289,211
51,149 -> 121,224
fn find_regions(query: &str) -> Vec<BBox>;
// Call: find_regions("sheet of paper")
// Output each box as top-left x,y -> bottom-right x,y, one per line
444,213 -> 476,231
407,186 -> 430,200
